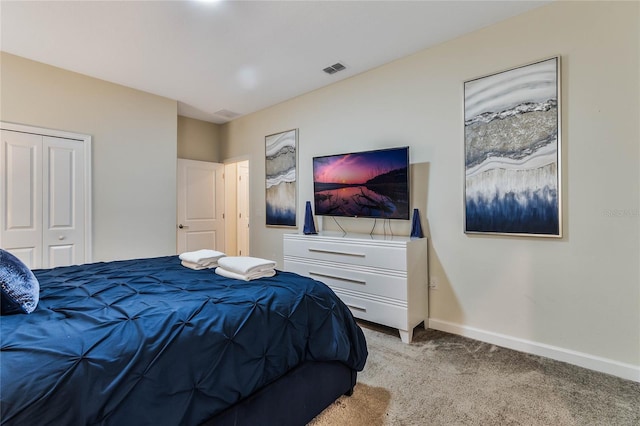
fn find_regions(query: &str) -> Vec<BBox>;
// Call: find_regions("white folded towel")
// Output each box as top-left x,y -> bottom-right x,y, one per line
179,249 -> 226,265
215,267 -> 276,281
217,256 -> 277,275
181,260 -> 217,270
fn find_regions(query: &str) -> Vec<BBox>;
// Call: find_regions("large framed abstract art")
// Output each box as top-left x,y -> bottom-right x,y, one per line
265,129 -> 298,227
464,57 -> 561,237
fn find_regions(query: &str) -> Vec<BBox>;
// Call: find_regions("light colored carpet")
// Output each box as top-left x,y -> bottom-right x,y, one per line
310,322 -> 640,425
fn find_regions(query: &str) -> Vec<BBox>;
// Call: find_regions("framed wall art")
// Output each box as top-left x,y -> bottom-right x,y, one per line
464,56 -> 561,237
265,129 -> 298,227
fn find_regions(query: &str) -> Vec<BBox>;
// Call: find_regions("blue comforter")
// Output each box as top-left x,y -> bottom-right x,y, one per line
0,256 -> 367,425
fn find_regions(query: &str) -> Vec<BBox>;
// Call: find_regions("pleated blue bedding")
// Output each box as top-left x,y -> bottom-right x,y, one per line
0,256 -> 368,425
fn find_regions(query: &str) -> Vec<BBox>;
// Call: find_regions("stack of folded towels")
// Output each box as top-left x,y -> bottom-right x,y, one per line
179,249 -> 226,270
215,256 -> 276,281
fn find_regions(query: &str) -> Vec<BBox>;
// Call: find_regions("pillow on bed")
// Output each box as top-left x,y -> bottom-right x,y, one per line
0,249 -> 40,315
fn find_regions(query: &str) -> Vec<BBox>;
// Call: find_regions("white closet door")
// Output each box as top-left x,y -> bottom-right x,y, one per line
1,128 -> 88,269
0,130 -> 43,268
42,136 -> 85,268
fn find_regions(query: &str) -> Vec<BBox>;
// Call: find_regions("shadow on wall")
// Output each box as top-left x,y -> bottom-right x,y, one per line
425,244 -> 465,326
414,162 -> 465,327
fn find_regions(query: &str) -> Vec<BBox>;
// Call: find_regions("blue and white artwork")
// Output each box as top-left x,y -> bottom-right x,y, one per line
464,57 -> 561,236
265,129 -> 297,227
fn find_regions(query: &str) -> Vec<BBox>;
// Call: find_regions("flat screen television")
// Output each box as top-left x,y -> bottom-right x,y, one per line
313,146 -> 410,219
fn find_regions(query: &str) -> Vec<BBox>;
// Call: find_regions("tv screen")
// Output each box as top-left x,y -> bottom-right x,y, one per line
313,146 -> 410,219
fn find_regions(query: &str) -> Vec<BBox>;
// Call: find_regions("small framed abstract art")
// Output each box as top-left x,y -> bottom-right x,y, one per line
464,56 -> 562,237
265,129 -> 298,227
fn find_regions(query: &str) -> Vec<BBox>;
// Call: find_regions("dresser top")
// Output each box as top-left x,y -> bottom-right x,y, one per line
284,231 -> 425,244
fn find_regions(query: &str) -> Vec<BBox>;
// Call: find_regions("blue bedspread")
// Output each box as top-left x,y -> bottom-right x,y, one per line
0,256 -> 367,425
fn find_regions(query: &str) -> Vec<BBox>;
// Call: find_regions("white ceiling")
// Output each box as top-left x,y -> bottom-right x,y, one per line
1,0 -> 551,124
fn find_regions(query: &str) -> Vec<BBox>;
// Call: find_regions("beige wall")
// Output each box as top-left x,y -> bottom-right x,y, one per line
220,1 -> 639,373
177,115 -> 220,162
0,52 -> 178,262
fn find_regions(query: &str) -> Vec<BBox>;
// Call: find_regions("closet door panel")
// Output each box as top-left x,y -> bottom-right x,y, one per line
0,130 -> 43,268
48,244 -> 75,268
42,136 -> 85,268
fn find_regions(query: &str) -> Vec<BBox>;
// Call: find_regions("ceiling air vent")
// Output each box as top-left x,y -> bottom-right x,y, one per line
323,62 -> 347,75
214,109 -> 241,119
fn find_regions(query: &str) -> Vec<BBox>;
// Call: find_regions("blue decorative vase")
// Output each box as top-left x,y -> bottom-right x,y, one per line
303,201 -> 318,235
410,208 -> 423,238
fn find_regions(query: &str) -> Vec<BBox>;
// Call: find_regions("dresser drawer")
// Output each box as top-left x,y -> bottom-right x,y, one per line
284,258 -> 407,301
330,288 -> 408,331
283,232 -> 428,343
284,237 -> 407,271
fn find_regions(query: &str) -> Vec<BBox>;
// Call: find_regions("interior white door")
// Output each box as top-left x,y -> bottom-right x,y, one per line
237,160 -> 250,256
0,130 -> 43,268
177,159 -> 225,254
1,129 -> 87,269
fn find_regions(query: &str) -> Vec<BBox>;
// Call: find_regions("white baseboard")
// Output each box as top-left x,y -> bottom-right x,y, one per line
427,318 -> 640,383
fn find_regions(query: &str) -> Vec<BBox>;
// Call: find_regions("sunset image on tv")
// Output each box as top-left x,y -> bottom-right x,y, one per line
313,147 -> 409,219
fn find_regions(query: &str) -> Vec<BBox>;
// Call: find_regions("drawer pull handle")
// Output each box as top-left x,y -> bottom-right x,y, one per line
308,248 -> 366,257
346,303 -> 367,312
309,271 -> 366,285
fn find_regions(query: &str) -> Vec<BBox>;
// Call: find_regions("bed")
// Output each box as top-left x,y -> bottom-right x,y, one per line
0,255 -> 368,425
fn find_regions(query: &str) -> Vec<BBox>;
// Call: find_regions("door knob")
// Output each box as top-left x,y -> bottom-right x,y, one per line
58,235 -> 65,240
178,224 -> 189,229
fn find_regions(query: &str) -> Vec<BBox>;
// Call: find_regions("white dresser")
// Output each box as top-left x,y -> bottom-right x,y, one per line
283,232 -> 428,343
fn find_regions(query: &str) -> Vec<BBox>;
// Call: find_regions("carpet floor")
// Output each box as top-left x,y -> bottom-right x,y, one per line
309,322 -> 640,425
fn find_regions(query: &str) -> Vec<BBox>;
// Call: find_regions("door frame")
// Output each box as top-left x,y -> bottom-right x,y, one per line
224,156 -> 250,256
0,121 -> 93,263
